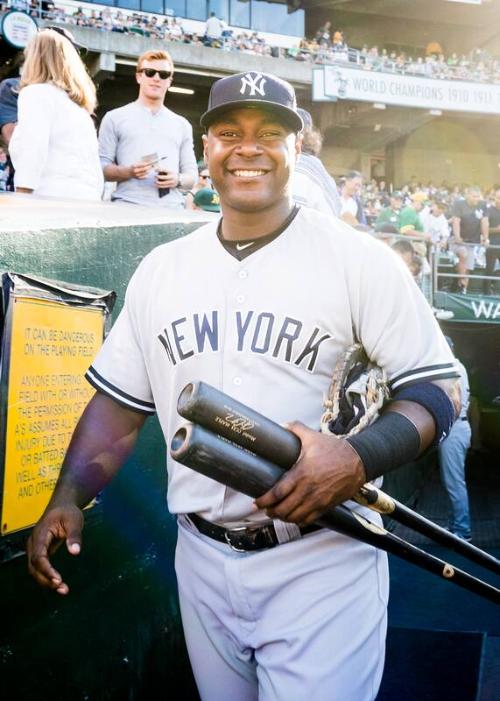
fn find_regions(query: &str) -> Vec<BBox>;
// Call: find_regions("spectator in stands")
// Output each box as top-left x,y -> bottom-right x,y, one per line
450,186 -> 489,293
438,336 -> 472,542
185,163 -> 212,210
315,21 -> 331,47
339,170 -> 366,227
98,49 -> 197,208
376,179 -> 390,206
420,199 -> 450,249
192,187 -> 220,212
0,74 -> 20,191
364,195 -> 382,227
204,11 -> 224,46
332,30 -> 345,48
292,107 -> 341,217
0,75 -> 19,148
391,239 -> 423,282
169,17 -> 184,40
9,28 -> 103,200
399,191 -> 427,234
484,186 -> 500,295
0,147 -> 11,191
399,191 -> 430,260
374,191 -> 403,232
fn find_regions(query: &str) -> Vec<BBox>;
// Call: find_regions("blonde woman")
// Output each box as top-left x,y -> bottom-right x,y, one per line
9,29 -> 103,200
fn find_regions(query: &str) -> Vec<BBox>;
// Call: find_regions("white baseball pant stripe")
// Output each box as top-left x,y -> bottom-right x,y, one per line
175,516 -> 389,701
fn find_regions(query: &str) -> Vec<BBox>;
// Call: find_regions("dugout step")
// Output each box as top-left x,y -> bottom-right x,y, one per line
378,627 -> 493,701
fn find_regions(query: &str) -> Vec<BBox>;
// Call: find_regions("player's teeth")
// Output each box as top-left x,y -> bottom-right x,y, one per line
234,170 -> 265,177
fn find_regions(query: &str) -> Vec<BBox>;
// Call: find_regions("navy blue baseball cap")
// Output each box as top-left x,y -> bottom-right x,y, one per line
201,71 -> 303,133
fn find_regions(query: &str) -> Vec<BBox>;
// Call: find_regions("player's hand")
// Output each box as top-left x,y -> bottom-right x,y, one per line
155,170 -> 178,189
129,161 -> 153,179
254,421 -> 366,526
26,504 -> 84,595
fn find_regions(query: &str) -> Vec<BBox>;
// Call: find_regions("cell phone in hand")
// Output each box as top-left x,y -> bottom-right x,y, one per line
156,157 -> 170,198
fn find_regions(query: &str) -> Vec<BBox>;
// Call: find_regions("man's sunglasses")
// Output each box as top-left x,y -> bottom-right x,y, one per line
138,68 -> 173,80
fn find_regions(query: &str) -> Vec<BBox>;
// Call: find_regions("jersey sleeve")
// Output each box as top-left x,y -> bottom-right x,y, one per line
86,264 -> 155,415
351,236 -> 458,393
98,111 -> 118,168
178,118 -> 198,186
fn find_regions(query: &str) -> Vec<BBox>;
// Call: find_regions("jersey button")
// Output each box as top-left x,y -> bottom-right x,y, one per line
233,377 -> 242,386
236,294 -> 245,303
238,270 -> 248,279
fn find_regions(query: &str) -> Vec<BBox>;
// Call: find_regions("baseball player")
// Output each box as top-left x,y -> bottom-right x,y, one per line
27,72 -> 460,701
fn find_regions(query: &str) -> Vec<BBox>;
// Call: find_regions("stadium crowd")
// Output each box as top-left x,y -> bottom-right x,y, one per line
1,24 -> 498,299
6,1 -> 500,85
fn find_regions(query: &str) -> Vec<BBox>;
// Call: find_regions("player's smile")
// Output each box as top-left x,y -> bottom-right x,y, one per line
230,169 -> 268,178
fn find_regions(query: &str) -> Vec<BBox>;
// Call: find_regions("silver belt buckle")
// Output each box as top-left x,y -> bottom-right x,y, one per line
224,524 -> 260,552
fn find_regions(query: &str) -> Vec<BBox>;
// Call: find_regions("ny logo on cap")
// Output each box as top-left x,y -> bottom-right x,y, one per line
240,72 -> 267,97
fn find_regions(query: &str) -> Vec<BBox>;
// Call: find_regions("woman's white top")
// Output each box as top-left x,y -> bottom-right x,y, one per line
10,83 -> 104,200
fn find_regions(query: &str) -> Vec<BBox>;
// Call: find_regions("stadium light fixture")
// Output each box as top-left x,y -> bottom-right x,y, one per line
168,86 -> 195,95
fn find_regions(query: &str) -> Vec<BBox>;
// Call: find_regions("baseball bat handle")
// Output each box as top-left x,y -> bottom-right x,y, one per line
356,484 -> 500,576
177,381 -> 500,576
170,424 -> 500,605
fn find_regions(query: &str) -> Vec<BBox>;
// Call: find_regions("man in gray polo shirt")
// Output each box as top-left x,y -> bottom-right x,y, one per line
98,49 -> 198,208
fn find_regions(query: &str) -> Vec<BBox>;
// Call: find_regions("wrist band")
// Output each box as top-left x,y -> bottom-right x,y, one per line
393,382 -> 455,446
346,412 -> 421,482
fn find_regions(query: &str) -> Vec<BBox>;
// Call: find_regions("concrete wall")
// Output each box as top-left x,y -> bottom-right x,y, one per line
321,145 -> 366,178
388,118 -> 500,188
56,24 -> 312,87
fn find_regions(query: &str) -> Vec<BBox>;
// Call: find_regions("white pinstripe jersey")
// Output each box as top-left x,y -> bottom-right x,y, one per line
86,207 -> 458,523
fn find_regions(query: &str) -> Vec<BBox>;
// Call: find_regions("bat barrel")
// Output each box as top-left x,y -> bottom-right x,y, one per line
171,422 -> 284,497
177,380 -> 301,468
170,424 -> 500,605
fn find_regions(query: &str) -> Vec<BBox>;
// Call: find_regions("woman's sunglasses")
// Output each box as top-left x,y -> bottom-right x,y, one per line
139,68 -> 172,80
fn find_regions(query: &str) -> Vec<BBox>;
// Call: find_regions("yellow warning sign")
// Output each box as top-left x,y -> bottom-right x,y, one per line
1,296 -> 104,535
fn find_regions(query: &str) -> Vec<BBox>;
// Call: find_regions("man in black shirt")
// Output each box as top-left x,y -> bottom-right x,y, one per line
484,188 -> 500,295
450,187 -> 489,293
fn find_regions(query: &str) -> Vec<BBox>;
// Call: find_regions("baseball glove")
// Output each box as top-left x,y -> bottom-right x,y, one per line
320,343 -> 390,438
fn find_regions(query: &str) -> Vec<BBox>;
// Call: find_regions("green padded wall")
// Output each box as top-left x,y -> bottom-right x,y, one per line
0,197 -> 210,700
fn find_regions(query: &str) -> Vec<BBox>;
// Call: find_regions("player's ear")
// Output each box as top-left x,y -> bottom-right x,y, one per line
295,132 -> 302,157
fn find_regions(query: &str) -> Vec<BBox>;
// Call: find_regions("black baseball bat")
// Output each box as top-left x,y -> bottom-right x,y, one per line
177,381 -> 500,576
170,423 -> 500,605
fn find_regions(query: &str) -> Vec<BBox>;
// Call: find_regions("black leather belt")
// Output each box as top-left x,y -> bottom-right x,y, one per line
187,512 -> 321,552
